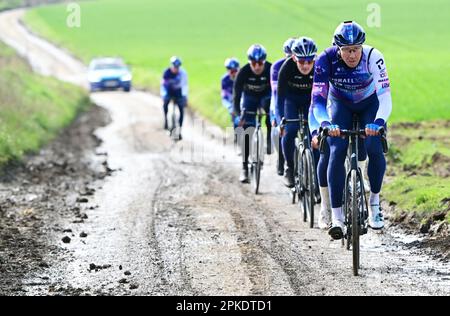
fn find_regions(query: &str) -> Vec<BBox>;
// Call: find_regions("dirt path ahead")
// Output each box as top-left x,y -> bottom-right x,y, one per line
0,9 -> 448,295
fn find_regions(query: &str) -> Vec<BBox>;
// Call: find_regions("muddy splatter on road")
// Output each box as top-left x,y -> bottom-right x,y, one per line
0,9 -> 449,296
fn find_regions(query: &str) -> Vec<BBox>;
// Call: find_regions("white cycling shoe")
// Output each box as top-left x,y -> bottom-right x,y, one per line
328,219 -> 345,240
369,205 -> 385,230
318,208 -> 331,230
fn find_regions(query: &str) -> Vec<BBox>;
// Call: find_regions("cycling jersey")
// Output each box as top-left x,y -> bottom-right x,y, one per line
233,62 -> 272,115
312,45 -> 392,126
160,67 -> 188,99
270,58 -> 287,124
221,73 -> 234,114
277,58 -> 314,122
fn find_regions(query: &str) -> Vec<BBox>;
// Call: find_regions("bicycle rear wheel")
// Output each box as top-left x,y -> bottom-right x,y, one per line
303,149 -> 315,228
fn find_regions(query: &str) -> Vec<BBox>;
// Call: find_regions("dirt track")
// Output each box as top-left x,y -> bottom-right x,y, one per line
0,9 -> 449,296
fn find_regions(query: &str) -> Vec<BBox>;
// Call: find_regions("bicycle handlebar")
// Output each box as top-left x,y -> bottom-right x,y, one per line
319,126 -> 388,154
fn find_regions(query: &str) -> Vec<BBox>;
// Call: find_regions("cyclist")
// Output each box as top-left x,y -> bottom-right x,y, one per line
270,38 -> 296,176
221,58 -> 240,128
233,44 -> 272,183
311,21 -> 392,239
277,37 -> 318,188
161,56 -> 188,140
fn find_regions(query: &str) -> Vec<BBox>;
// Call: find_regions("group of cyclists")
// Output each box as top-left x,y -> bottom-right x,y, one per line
161,20 -> 392,240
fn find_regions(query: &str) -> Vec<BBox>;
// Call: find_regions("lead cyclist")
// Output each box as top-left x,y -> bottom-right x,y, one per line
311,21 -> 393,239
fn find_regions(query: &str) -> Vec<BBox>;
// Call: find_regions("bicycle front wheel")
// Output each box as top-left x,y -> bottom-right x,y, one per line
303,149 -> 315,228
252,129 -> 261,194
351,169 -> 361,276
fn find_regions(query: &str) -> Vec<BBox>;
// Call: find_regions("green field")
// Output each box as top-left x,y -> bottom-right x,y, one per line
0,41 -> 89,166
24,0 -> 450,128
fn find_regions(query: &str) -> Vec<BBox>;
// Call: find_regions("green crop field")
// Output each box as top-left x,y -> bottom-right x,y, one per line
24,0 -> 450,128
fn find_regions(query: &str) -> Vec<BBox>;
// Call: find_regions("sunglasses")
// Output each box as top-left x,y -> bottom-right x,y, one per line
294,58 -> 314,65
250,60 -> 264,66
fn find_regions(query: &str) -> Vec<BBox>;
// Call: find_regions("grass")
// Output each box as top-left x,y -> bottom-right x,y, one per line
0,41 -> 89,166
23,0 -> 450,128
383,121 -> 450,222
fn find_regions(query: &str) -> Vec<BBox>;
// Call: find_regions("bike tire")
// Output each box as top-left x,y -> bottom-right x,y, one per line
253,129 -> 261,194
305,149 -> 316,228
351,169 -> 360,276
292,146 -> 298,204
297,146 -> 307,222
304,149 -> 315,228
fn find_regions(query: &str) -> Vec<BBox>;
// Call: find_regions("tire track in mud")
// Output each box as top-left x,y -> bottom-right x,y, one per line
150,159 -> 197,295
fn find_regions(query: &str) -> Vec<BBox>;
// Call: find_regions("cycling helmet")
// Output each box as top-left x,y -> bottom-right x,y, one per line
291,37 -> 318,60
224,57 -> 240,70
247,44 -> 267,62
333,21 -> 366,47
283,38 -> 296,55
170,56 -> 182,67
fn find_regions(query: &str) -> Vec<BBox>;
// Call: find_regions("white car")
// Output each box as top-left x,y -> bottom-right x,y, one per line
88,58 -> 132,92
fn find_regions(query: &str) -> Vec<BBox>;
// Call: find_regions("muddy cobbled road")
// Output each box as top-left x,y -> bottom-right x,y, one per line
0,9 -> 449,296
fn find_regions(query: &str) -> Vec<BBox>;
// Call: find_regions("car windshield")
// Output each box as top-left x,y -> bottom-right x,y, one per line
92,62 -> 126,70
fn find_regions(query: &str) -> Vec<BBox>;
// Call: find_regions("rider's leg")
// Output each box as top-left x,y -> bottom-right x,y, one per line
261,95 -> 272,154
317,143 -> 331,229
327,99 -> 353,228
162,96 -> 170,129
357,135 -> 370,192
239,95 -> 258,183
360,96 -> 387,228
281,97 -> 299,187
177,97 -> 186,128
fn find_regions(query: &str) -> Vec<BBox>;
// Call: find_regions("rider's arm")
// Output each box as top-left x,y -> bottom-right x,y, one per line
160,70 -> 169,98
308,105 -> 320,137
276,60 -> 288,122
233,66 -> 246,116
369,48 -> 392,126
180,69 -> 188,98
311,52 -> 332,126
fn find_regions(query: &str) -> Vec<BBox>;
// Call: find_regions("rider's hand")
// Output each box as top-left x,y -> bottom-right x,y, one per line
327,124 -> 341,137
311,135 -> 319,149
238,118 -> 246,127
365,123 -> 382,136
272,120 -> 277,128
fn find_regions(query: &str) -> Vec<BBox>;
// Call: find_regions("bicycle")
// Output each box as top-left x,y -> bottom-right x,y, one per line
320,114 -> 388,276
282,110 -> 317,228
166,99 -> 180,141
242,110 -> 265,194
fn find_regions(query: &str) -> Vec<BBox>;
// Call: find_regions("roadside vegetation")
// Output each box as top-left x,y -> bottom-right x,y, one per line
0,41 -> 89,166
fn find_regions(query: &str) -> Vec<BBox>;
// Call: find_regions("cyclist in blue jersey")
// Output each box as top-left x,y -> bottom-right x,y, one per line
277,37 -> 318,188
233,44 -> 272,183
270,38 -> 296,176
221,58 -> 240,128
161,56 -> 188,140
311,21 -> 392,239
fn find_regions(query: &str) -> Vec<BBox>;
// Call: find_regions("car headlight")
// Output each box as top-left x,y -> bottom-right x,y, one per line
88,74 -> 102,83
121,74 -> 132,82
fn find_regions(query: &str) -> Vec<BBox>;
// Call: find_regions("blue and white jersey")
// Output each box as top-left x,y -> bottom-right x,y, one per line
312,45 -> 392,125
221,73 -> 234,113
160,67 -> 188,98
270,58 -> 287,122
